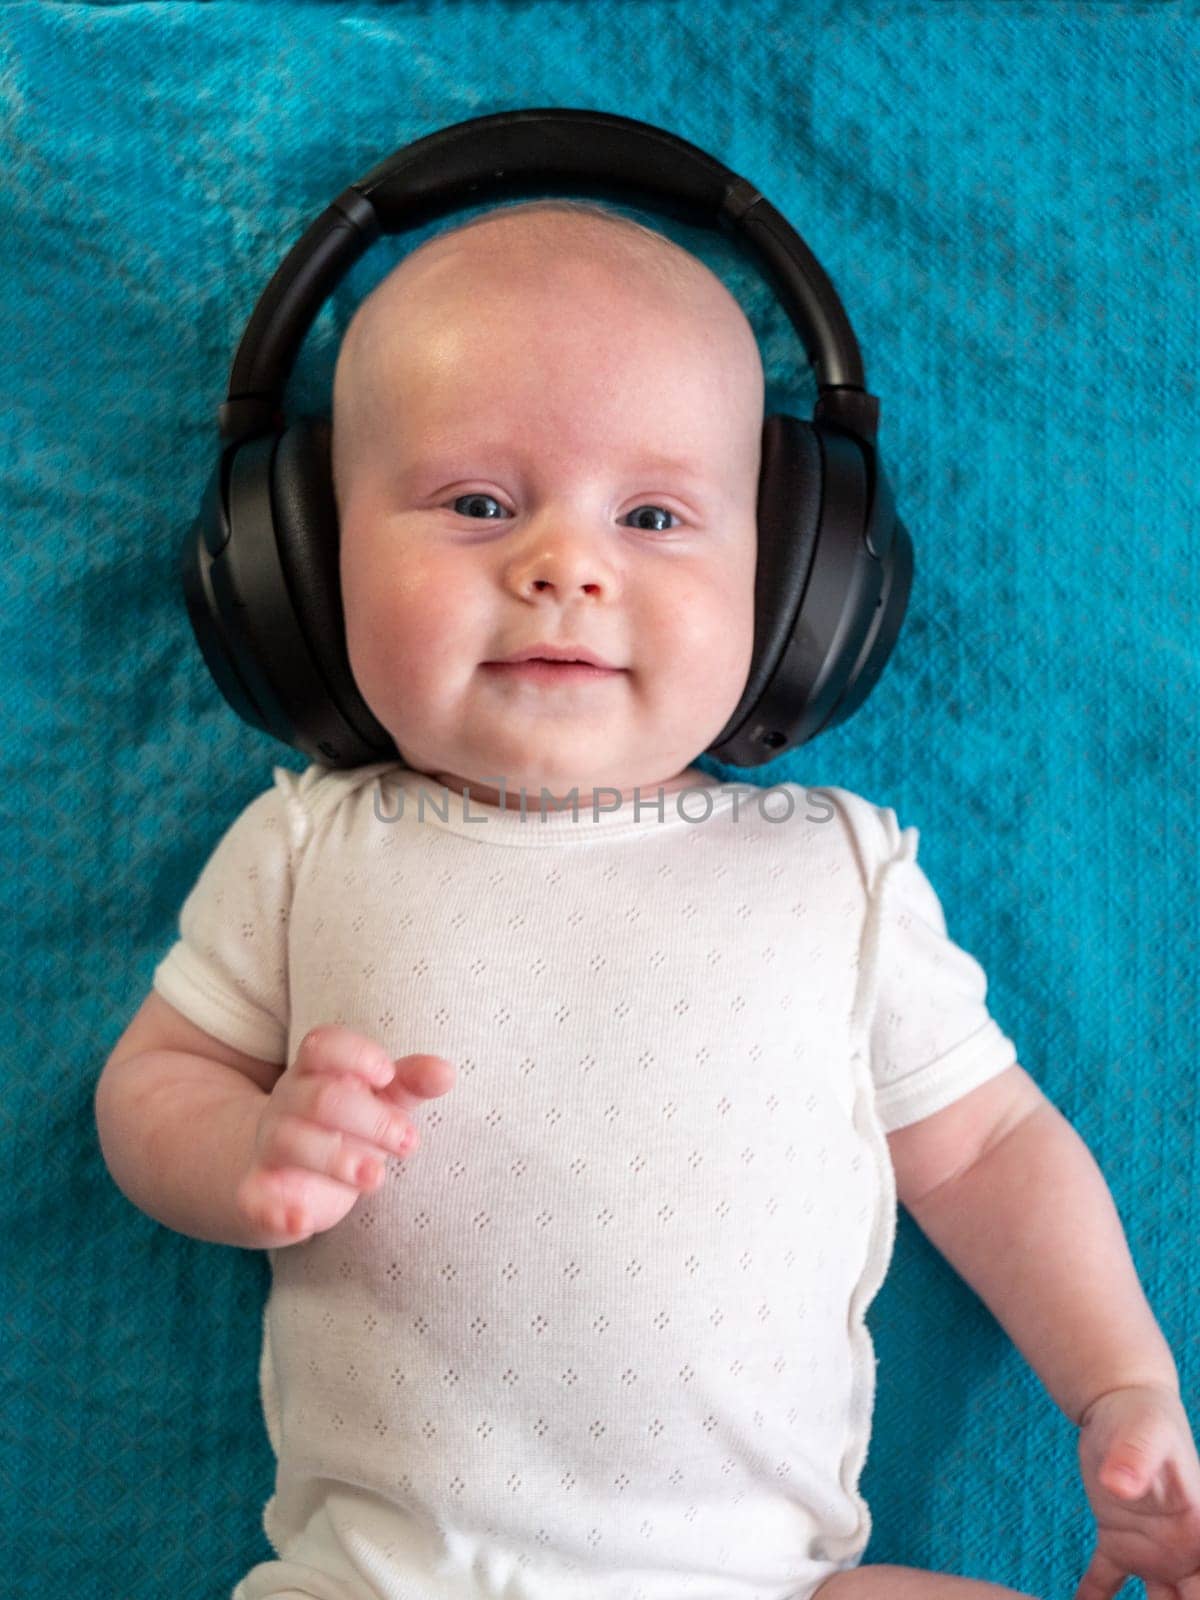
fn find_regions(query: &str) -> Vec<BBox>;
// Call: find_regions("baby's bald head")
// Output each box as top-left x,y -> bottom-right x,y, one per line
330,200 -> 765,511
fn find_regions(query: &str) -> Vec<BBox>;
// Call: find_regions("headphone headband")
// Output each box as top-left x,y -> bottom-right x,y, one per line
217,106 -> 878,450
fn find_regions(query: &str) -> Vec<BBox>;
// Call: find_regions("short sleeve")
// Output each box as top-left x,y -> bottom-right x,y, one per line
150,766 -> 308,1063
865,809 -> 1019,1134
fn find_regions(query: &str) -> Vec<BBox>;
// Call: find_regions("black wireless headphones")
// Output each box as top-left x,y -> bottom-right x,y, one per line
182,106 -> 913,770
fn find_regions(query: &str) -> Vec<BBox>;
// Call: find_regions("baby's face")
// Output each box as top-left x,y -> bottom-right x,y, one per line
333,230 -> 763,806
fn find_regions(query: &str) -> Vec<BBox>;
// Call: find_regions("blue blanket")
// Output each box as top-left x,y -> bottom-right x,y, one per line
5,4 -> 1195,1598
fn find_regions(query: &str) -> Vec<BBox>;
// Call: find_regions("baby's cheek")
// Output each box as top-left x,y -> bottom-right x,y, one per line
345,537 -> 427,647
673,568 -> 752,668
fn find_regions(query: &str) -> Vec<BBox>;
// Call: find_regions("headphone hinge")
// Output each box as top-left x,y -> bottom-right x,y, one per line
813,386 -> 880,446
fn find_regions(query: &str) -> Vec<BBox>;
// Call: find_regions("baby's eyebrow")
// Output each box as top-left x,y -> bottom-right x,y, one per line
635,453 -> 713,482
404,450 -> 716,490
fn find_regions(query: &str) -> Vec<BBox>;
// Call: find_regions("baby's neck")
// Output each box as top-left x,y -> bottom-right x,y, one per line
420,766 -> 718,812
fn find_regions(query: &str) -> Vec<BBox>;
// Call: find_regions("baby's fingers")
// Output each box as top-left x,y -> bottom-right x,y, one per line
1072,1544 -> 1129,1600
265,1095 -> 413,1180
377,1052 -> 457,1115
294,1024 -> 396,1089
237,1165 -> 363,1243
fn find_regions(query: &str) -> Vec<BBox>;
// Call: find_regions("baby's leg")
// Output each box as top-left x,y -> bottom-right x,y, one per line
812,1565 -> 1038,1600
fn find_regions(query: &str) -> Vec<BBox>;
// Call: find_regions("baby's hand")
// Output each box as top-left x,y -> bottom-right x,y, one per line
1074,1381 -> 1200,1600
235,1025 -> 456,1245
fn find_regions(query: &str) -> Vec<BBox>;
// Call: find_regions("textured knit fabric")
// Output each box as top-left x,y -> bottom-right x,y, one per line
152,762 -> 1018,1600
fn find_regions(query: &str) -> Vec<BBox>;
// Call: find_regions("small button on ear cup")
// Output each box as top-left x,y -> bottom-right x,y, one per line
824,507 -> 912,734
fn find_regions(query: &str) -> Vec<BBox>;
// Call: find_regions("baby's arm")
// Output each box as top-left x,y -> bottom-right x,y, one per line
96,990 -> 288,1248
95,991 -> 453,1248
896,1079 -> 1180,1426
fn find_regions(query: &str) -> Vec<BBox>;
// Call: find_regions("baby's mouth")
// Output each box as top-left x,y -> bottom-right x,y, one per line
481,658 -> 624,681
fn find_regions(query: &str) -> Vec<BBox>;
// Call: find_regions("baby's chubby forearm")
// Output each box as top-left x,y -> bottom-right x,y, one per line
95,1029 -> 457,1250
96,1050 -> 281,1248
904,1097 -> 1180,1426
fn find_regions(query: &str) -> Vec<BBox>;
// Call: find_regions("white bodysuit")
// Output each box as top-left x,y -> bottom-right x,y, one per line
151,762 -> 1020,1600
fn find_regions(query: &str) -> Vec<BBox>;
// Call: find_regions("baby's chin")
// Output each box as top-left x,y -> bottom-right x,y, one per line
389,716 -> 717,801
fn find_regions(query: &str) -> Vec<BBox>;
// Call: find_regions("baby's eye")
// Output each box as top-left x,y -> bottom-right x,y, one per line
624,504 -> 679,532
449,493 -> 679,532
452,493 -> 508,520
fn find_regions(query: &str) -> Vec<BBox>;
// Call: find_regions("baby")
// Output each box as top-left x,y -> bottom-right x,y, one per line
95,200 -> 1200,1600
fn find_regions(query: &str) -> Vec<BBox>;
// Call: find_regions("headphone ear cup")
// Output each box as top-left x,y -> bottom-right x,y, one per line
270,416 -> 399,766
182,444 -> 283,746
706,411 -> 912,766
705,413 -> 824,765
